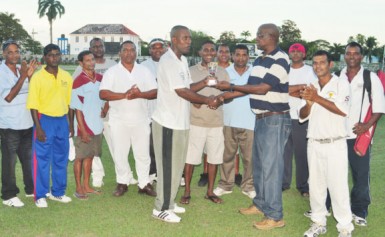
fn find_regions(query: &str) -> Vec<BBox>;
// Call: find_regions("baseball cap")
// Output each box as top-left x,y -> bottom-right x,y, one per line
2,39 -> 20,51
149,38 -> 165,47
288,43 -> 306,56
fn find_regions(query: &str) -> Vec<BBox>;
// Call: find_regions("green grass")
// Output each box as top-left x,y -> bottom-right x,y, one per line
1,116 -> 385,236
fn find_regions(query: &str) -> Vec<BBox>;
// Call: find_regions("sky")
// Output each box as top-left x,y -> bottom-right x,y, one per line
2,0 -> 385,47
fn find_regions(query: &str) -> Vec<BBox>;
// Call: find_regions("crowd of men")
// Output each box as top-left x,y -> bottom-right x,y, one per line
1,23 -> 384,237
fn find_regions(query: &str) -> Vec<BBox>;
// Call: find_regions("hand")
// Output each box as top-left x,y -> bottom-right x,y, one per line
36,127 -> 46,142
100,109 -> 107,118
27,59 -> 38,78
207,95 -> 223,110
353,123 -> 370,135
80,131 -> 91,143
216,81 -> 230,91
126,84 -> 140,99
300,84 -> 318,102
19,60 -> 28,79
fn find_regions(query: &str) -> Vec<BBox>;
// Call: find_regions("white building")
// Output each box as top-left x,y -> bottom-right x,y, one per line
69,24 -> 141,56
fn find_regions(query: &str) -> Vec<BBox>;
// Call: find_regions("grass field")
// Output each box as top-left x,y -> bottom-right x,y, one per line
0,68 -> 384,236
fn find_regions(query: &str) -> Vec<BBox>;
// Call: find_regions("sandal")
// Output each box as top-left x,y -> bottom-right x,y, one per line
205,194 -> 223,204
180,195 -> 191,205
73,192 -> 89,200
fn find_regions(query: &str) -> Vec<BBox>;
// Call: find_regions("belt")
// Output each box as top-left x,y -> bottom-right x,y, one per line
312,136 -> 345,144
255,110 -> 289,119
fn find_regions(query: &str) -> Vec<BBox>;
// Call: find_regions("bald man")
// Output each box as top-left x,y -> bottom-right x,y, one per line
216,23 -> 291,230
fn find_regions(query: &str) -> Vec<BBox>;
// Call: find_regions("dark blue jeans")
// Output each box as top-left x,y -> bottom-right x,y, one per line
0,128 -> 34,200
252,113 -> 291,220
348,138 -> 371,219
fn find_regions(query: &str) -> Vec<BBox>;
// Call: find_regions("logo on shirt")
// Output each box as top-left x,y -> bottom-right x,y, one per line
327,91 -> 336,99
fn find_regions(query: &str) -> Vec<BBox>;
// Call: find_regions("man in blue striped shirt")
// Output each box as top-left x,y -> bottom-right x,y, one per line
216,23 -> 291,230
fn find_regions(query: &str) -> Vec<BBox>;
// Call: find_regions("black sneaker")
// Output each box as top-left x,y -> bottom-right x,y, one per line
235,174 -> 242,187
198,173 -> 208,187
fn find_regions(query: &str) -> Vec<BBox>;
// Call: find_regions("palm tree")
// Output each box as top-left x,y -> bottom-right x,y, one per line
365,36 -> 378,63
240,30 -> 251,41
37,0 -> 65,43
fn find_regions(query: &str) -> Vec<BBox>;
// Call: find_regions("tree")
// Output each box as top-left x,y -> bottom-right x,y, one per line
217,31 -> 238,52
240,30 -> 251,41
37,0 -> 65,43
280,20 -> 301,44
348,34 -> 366,46
365,36 -> 378,63
189,30 -> 214,57
22,38 -> 43,55
328,43 -> 345,61
0,12 -> 30,44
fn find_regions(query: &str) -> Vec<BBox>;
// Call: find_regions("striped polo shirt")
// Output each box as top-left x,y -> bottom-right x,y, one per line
247,47 -> 290,114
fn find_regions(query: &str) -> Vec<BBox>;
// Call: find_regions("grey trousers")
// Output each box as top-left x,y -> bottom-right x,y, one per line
218,126 -> 254,192
152,121 -> 189,211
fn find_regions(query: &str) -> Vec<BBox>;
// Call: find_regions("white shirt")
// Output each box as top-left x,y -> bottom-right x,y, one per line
289,64 -> 318,119
300,75 -> 351,139
339,67 -> 385,139
152,49 -> 192,130
141,58 -> 159,118
99,62 -> 157,125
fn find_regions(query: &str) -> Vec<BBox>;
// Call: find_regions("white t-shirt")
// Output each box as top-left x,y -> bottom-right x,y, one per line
152,49 -> 192,130
72,58 -> 117,78
99,62 -> 157,125
141,58 -> 159,118
300,75 -> 351,139
339,67 -> 385,139
288,64 -> 318,119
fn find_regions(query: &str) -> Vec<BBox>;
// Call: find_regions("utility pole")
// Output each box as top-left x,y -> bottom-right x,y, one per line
31,29 -> 38,55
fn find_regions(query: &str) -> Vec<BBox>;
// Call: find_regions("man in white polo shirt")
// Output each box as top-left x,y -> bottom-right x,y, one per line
100,40 -> 157,197
300,50 -> 353,237
151,25 -> 222,223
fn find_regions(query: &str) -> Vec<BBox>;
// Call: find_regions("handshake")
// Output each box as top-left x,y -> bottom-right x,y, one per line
193,95 -> 224,110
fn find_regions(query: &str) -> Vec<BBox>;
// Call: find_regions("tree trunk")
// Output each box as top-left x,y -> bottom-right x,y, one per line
49,19 -> 53,43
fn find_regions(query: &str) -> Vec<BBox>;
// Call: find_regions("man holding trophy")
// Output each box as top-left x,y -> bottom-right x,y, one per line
180,40 -> 230,205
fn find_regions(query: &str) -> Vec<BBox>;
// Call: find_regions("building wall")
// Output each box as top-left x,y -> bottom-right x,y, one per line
69,34 -> 141,56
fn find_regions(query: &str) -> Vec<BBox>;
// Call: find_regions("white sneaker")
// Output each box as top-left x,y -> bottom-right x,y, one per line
2,197 -> 24,207
35,198 -> 48,208
152,209 -> 181,223
352,214 -> 367,227
25,193 -> 34,198
213,187 -> 232,196
171,203 -> 185,214
242,190 -> 256,199
48,194 -> 72,203
304,222 -> 327,237
129,178 -> 138,185
338,229 -> 352,237
180,177 -> 185,187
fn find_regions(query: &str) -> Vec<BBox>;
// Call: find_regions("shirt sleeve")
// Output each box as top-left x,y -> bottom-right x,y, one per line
26,73 -> 40,110
370,72 -> 385,114
334,78 -> 351,115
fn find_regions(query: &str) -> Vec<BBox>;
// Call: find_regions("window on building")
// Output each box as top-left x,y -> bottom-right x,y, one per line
111,36 -> 114,42
84,36 -> 88,42
102,36 -> 105,41
120,37 -> 123,43
75,36 -> 79,43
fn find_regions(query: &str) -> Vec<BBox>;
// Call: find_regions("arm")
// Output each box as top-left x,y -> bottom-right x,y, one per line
100,89 -> 129,101
127,86 -> 157,100
299,100 -> 313,119
68,108 -> 75,137
175,88 -> 220,108
190,76 -> 210,92
216,81 -> 272,95
101,102 -> 109,118
289,84 -> 306,98
75,109 -> 91,143
5,60 -> 37,103
301,84 -> 346,116
353,113 -> 382,135
31,109 -> 46,142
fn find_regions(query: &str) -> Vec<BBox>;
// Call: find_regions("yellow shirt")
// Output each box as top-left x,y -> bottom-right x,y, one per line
27,67 -> 72,117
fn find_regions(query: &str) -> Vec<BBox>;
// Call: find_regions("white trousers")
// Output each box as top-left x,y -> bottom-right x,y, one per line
307,139 -> 354,232
109,120 -> 151,189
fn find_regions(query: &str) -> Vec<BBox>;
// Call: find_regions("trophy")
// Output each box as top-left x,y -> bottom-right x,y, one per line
207,62 -> 218,86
